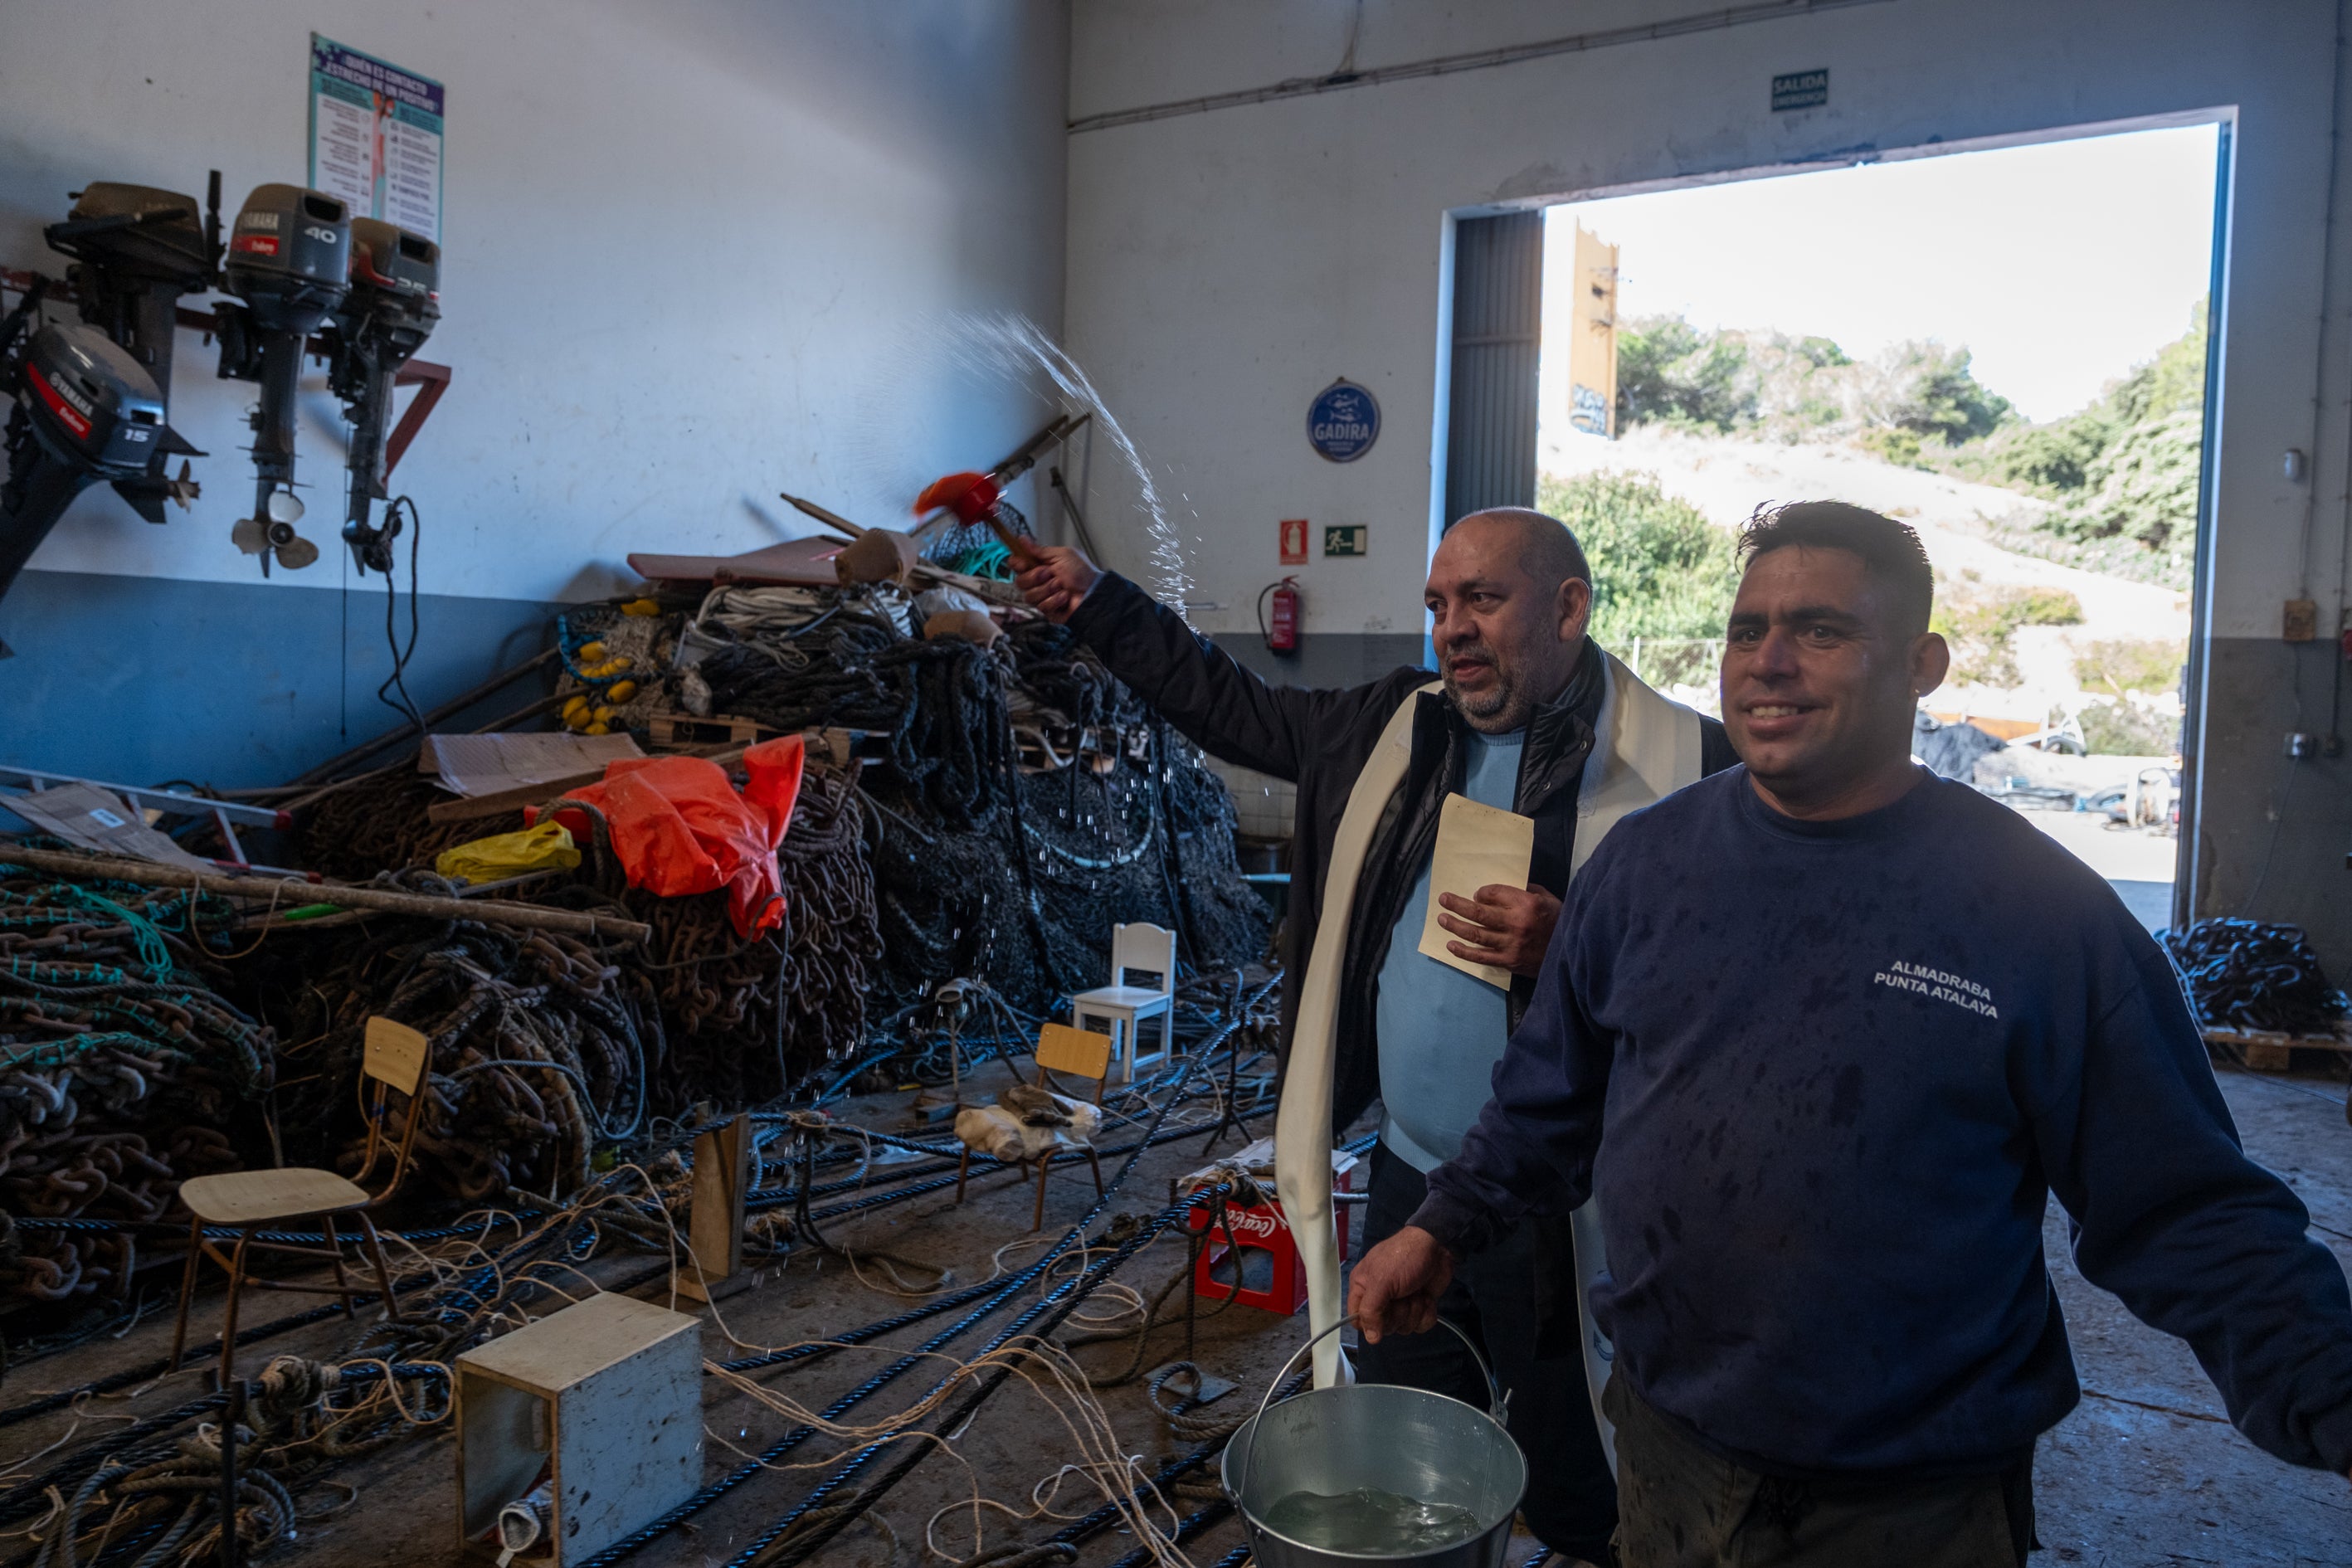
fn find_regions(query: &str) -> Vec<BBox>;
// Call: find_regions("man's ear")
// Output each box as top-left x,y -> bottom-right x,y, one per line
1558,577 -> 1594,642
1910,631 -> 1951,699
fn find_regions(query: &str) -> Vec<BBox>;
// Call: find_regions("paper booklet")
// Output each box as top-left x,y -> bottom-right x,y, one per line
1415,791 -> 1536,988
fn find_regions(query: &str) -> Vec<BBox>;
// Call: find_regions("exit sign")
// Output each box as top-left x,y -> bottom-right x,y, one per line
1772,69 -> 1828,111
1323,525 -> 1366,558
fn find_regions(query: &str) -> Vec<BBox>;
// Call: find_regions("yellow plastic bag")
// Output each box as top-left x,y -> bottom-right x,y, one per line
434,822 -> 580,884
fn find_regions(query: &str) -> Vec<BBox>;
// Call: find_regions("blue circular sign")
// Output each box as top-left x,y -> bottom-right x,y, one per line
1307,379 -> 1380,463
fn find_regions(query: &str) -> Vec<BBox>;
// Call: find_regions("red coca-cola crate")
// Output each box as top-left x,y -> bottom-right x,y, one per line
1185,1170 -> 1353,1316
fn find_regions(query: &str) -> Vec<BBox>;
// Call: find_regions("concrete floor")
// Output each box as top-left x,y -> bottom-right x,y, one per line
2034,1065 -> 2352,1566
2019,809 -> 2179,937
5,1063 -> 2348,1568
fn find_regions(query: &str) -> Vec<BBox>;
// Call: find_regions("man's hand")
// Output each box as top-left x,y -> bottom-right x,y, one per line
1349,1225 -> 1455,1343
1434,884 -> 1561,978
1014,544 -> 1104,626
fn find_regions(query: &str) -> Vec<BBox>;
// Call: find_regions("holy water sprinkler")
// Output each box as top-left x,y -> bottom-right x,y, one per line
910,412 -> 1090,569
914,469 -> 1039,570
0,306 -> 172,657
41,177 -> 216,523
217,183 -> 351,575
324,217 -> 440,575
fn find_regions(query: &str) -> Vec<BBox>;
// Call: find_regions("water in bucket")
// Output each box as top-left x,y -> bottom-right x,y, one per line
1225,1319 -> 1525,1568
1259,1488 -> 1484,1555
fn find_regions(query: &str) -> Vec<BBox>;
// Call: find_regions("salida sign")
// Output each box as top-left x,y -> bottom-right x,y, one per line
1307,379 -> 1380,462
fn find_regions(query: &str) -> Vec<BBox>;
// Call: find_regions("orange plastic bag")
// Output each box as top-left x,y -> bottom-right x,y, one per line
532,734 -> 805,937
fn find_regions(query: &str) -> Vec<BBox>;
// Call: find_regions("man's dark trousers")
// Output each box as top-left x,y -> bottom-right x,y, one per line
1355,1145 -> 1618,1564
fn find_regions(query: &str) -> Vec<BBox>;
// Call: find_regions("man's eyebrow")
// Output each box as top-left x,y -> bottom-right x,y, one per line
1780,604 -> 1866,626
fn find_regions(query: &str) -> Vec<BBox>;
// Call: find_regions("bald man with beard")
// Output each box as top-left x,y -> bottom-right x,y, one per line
1019,509 -> 1739,1566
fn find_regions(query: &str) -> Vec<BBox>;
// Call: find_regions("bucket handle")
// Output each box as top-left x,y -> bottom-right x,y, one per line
1237,1313 -> 1504,1507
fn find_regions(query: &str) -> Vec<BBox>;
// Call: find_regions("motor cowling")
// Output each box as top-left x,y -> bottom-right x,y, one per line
20,323 -> 168,479
348,220 -> 439,316
223,184 -> 350,335
49,183 -> 211,291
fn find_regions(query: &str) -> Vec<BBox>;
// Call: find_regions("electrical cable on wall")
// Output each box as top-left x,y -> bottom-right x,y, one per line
377,494 -> 426,728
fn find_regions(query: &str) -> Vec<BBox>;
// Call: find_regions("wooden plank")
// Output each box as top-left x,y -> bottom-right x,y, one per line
2203,1024 -> 2352,1073
645,712 -> 772,747
676,1115 -> 750,1303
424,743 -> 745,825
424,728 -> 864,825
0,845 -> 651,943
457,1291 -> 701,1395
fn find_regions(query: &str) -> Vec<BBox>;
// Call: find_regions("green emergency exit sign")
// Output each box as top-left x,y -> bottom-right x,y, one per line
1323,524 -> 1367,557
1772,69 -> 1828,111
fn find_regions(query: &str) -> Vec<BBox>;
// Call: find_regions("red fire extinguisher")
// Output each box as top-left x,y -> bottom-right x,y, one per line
1259,577 -> 1301,654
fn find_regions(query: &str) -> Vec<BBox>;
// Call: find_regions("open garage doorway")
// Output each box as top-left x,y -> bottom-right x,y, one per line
1530,124 -> 2226,934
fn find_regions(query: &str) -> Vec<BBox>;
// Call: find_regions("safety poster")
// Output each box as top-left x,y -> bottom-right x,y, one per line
308,34 -> 445,243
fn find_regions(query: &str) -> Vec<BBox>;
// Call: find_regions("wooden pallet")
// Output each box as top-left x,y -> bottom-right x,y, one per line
645,711 -> 778,747
2202,1023 -> 2352,1072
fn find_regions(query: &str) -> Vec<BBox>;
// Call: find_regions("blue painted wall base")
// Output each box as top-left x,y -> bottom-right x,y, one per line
1,567 -> 561,791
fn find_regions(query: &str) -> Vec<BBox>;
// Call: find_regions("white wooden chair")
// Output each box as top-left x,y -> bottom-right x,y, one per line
172,1017 -> 428,1383
1070,922 -> 1176,1083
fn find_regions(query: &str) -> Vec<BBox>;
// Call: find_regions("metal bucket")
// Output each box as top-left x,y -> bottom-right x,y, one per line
1223,1319 -> 1525,1568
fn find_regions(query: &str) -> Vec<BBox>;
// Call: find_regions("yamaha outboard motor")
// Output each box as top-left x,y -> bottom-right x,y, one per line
0,319 -> 169,656
41,179 -> 214,523
325,217 -> 439,574
217,183 -> 348,574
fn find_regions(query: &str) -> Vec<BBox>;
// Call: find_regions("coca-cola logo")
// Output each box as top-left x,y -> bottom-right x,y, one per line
1208,1205 -> 1288,1243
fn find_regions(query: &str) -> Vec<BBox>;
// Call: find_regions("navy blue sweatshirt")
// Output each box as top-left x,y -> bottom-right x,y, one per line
1415,766 -> 2352,1478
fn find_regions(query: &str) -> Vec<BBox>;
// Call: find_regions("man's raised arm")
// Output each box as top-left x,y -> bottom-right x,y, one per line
1017,544 -> 1393,784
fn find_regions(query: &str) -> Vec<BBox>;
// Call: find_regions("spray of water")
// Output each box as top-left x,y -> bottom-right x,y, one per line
936,313 -> 1195,615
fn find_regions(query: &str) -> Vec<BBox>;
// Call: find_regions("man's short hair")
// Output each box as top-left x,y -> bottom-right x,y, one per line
1738,500 -> 1934,634
1454,507 -> 1591,592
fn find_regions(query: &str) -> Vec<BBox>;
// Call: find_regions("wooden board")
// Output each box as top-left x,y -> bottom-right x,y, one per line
676,1115 -> 750,1303
645,712 -> 776,747
458,1291 -> 701,1395
364,1016 -> 430,1093
1036,1021 -> 1112,1081
2203,1024 -> 2352,1073
179,1168 -> 368,1225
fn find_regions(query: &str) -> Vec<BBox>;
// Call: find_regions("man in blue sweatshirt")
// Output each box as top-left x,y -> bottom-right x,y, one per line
1350,501 -> 2352,1566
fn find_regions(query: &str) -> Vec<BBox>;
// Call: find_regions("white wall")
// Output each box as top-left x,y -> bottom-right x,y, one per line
0,0 -> 1070,603
1062,0 -> 2333,647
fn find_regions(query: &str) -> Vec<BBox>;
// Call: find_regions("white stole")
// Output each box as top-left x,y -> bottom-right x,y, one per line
1273,651 -> 1703,1444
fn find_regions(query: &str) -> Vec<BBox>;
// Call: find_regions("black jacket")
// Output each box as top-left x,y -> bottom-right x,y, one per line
1069,572 -> 1739,1134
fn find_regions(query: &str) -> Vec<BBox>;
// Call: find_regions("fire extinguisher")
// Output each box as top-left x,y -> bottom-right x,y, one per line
1259,577 -> 1301,654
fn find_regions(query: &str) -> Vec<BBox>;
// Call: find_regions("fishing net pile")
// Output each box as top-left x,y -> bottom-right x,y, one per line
616,588 -> 1272,1016
616,759 -> 881,1109
0,577 -> 1268,1307
2163,918 -> 2350,1037
247,890 -> 662,1203
0,861 -> 273,1302
297,767 -> 519,883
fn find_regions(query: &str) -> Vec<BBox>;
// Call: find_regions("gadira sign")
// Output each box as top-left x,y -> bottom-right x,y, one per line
1307,379 -> 1380,463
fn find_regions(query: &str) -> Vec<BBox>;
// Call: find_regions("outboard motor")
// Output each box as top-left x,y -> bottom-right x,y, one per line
0,319 -> 170,656
324,217 -> 439,574
41,178 -> 214,523
217,183 -> 349,573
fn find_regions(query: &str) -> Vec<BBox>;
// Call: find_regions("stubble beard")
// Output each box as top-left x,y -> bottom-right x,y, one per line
1445,656 -> 1531,734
